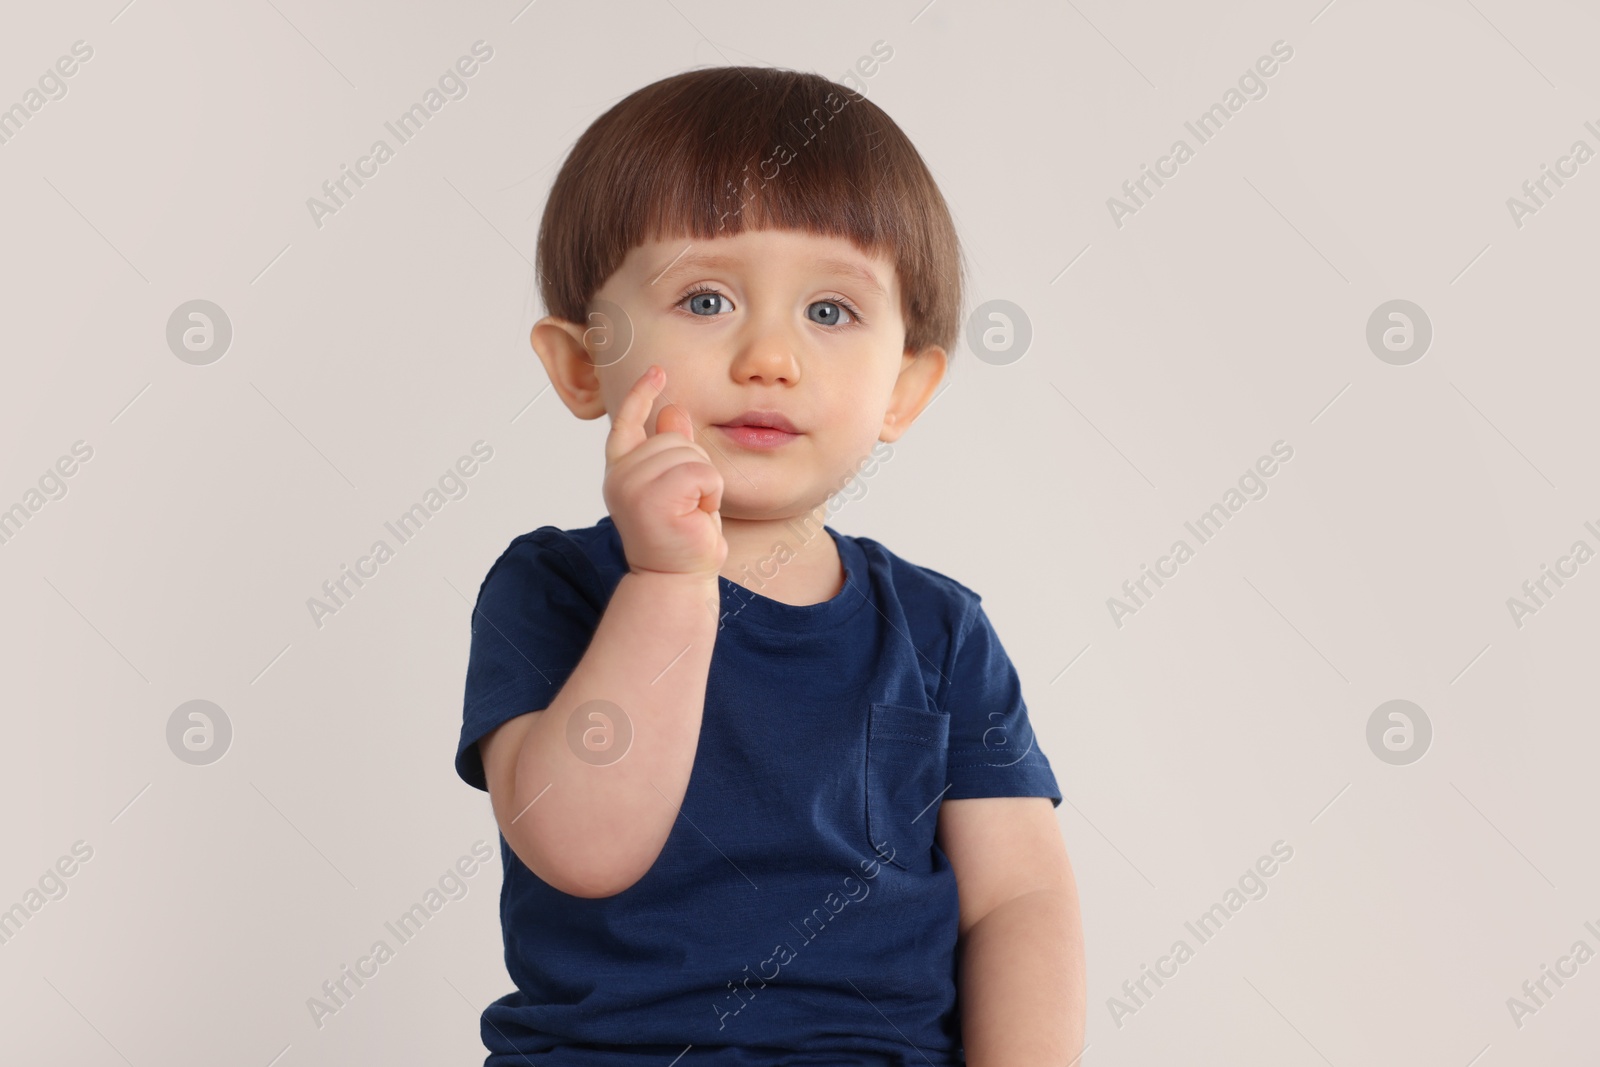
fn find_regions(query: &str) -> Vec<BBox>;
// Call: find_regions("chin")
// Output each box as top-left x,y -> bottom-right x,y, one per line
720,495 -> 823,523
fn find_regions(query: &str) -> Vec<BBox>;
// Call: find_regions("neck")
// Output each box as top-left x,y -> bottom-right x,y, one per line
718,503 -> 836,593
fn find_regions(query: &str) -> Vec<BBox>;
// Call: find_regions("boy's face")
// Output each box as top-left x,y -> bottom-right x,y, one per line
535,227 -> 946,521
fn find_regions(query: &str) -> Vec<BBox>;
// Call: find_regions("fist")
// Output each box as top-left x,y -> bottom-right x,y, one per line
601,365 -> 728,579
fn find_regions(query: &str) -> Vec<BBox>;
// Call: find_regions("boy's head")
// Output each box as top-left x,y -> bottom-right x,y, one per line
531,65 -> 965,522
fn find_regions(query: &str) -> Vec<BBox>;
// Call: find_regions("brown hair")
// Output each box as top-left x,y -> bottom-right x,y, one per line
534,66 -> 965,359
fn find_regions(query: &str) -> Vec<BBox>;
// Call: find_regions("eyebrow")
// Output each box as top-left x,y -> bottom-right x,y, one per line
648,247 -> 889,301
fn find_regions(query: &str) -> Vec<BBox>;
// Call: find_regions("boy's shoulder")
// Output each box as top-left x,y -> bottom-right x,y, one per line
492,516 -> 616,567
846,528 -> 982,609
473,516 -> 621,603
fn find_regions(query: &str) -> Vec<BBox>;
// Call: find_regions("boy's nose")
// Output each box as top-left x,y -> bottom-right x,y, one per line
727,324 -> 800,386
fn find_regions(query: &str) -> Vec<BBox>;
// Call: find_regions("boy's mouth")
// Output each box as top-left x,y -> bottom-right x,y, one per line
715,410 -> 801,449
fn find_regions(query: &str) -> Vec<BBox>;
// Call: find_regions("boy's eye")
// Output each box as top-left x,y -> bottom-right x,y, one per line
681,288 -> 732,316
806,299 -> 856,327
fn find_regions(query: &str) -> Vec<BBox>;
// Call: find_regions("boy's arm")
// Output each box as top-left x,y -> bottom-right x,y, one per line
938,796 -> 1086,1065
478,567 -> 719,899
477,365 -> 725,900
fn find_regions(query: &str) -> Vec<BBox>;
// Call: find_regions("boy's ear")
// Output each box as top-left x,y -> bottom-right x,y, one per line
880,344 -> 947,443
530,316 -> 609,420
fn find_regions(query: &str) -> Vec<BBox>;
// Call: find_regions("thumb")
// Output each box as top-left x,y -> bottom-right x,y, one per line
654,402 -> 695,443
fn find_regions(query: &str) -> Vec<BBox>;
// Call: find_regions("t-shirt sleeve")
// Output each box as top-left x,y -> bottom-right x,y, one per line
454,528 -> 603,792
940,596 -> 1062,807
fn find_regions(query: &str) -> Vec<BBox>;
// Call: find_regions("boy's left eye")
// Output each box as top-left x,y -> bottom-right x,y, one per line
805,299 -> 857,327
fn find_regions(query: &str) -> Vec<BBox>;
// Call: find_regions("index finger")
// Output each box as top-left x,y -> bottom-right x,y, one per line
604,365 -> 665,465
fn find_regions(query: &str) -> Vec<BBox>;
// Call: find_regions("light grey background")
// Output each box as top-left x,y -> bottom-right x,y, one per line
2,0 -> 1596,1063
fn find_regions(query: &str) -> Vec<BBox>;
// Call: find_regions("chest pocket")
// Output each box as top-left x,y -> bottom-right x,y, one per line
865,702 -> 950,871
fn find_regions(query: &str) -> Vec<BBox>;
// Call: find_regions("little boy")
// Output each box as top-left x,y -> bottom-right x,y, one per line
455,65 -> 1084,1066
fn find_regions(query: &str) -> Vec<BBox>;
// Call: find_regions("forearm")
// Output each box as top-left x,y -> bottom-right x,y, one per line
508,568 -> 720,896
958,886 -> 1086,1066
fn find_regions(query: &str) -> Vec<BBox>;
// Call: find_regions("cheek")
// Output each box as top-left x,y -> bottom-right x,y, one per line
823,410 -> 889,465
602,361 -> 707,436
625,320 -> 698,378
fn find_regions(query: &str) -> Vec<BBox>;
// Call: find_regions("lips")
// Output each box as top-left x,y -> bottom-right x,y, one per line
713,411 -> 802,450
716,411 -> 800,434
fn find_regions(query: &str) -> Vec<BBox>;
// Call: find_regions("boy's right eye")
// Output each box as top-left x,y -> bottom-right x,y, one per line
678,285 -> 734,317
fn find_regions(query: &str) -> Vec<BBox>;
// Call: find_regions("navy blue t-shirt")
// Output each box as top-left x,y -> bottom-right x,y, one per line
455,515 -> 1061,1066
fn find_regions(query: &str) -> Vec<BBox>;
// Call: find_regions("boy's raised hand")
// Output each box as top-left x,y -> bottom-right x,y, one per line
603,365 -> 728,580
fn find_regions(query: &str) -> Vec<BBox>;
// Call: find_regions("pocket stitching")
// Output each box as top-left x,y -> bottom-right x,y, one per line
866,703 -> 950,870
